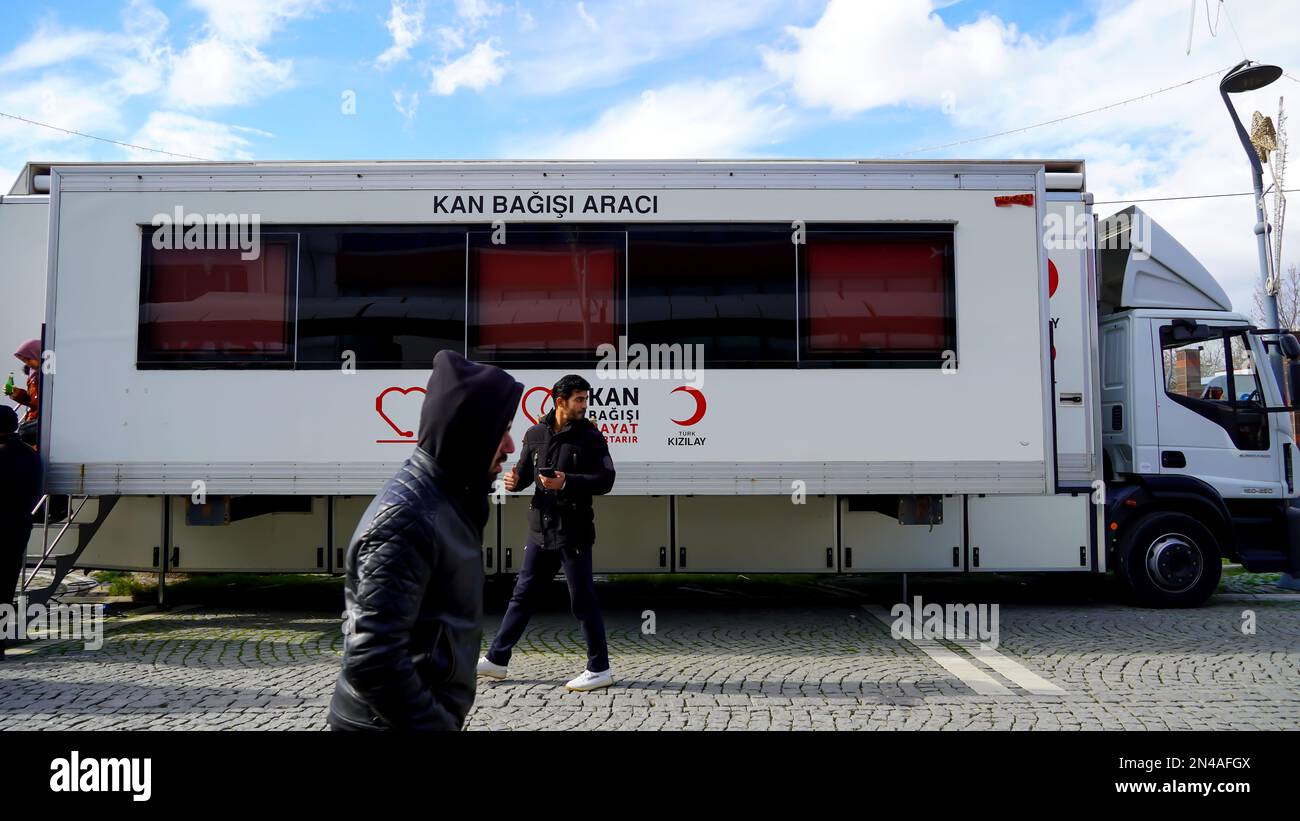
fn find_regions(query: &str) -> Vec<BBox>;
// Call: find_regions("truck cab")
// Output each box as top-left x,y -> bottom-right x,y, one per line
1097,207 -> 1300,605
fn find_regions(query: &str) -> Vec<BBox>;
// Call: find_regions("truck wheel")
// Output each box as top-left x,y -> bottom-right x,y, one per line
1117,511 -> 1221,607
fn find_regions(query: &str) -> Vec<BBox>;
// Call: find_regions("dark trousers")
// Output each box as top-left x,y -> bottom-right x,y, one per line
487,542 -> 609,672
0,526 -> 32,658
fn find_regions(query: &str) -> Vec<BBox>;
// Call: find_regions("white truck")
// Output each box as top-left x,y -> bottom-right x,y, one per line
5,159 -> 1298,607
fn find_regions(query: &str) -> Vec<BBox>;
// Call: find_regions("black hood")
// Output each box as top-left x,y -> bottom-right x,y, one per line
416,350 -> 523,516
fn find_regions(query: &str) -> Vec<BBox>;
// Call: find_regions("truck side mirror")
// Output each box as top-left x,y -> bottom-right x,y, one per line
1281,333 -> 1300,359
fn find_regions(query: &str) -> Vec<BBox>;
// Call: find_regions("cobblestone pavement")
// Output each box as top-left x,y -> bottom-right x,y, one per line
1,579 -> 1297,730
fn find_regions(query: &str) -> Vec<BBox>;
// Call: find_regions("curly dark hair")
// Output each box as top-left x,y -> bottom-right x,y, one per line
551,374 -> 592,401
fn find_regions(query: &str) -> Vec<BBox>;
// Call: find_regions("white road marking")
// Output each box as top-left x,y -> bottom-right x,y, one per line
864,605 -> 1013,696
864,605 -> 1068,697
960,641 -> 1067,696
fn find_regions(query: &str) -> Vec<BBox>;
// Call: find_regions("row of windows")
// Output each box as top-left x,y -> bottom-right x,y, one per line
138,223 -> 957,368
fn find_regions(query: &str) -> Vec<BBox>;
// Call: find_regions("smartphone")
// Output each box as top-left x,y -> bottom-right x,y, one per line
538,468 -> 557,478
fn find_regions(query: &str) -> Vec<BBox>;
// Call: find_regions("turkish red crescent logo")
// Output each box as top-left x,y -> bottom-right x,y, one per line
376,386 -> 426,438
670,386 -> 707,427
521,386 -> 552,425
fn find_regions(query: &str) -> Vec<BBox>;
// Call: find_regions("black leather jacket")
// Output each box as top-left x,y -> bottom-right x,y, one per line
0,431 -> 40,531
514,410 -> 616,549
328,351 -> 522,731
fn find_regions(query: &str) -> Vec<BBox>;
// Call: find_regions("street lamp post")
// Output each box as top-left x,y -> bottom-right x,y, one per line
1220,59 -> 1284,364
1221,59 -> 1300,591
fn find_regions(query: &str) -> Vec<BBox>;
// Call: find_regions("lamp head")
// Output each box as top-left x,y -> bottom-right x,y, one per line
1220,60 -> 1283,94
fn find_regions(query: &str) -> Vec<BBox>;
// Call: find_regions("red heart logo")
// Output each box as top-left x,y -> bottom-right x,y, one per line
376,386 -> 426,438
521,386 -> 552,425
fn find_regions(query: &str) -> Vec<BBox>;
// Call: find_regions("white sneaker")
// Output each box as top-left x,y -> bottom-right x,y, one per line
565,668 -> 614,692
477,656 -> 507,680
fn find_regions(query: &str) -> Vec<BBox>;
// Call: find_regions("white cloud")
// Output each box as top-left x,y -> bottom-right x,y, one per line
392,88 -> 420,121
576,2 -> 599,33
0,1 -> 171,98
0,0 -> 286,165
764,0 -> 1024,115
126,111 -> 267,160
166,38 -> 293,109
0,3 -> 174,165
0,75 -> 126,144
512,0 -> 790,95
437,25 -> 467,52
761,0 -> 1299,320
163,0 -> 323,108
430,40 -> 507,95
516,78 -> 791,158
515,3 -> 537,31
454,0 -> 504,29
0,29 -> 127,74
185,0 -> 327,46
434,0 -> 504,62
376,0 -> 426,70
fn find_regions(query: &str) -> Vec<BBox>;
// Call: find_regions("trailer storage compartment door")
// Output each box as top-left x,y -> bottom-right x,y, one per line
675,496 -> 836,572
839,495 -> 964,571
967,493 -> 1094,571
499,495 -> 670,573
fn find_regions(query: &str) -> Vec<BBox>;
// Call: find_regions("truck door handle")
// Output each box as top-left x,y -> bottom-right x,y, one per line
1059,392 -> 1083,404
1161,451 -> 1187,468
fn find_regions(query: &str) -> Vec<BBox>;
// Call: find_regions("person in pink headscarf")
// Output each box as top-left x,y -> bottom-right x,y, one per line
5,339 -> 42,447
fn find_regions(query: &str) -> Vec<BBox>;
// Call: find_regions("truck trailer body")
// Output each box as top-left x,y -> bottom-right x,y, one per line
6,159 -> 1298,606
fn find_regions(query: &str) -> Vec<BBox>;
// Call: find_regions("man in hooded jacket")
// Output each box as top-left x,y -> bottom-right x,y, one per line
0,406 -> 41,660
328,350 -> 523,731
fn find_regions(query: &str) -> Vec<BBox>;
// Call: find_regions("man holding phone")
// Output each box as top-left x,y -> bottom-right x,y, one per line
478,374 -> 616,691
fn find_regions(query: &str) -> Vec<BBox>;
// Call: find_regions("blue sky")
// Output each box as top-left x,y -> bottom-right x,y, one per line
0,0 -> 1297,314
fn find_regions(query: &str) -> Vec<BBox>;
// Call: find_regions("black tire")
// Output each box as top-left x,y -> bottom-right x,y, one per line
1117,511 -> 1221,608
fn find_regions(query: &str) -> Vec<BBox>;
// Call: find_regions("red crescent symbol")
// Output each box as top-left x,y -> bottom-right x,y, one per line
670,386 -> 707,427
521,386 -> 552,425
1048,259 -> 1059,298
376,386 -> 426,437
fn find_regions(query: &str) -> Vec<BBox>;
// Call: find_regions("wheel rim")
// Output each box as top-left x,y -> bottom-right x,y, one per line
1144,532 -> 1204,593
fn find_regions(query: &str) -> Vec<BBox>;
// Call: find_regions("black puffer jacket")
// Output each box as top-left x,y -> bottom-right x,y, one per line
328,350 -> 522,731
0,430 -> 41,527
514,409 -> 616,549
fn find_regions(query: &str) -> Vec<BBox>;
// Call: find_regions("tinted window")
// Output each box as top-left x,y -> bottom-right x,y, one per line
296,228 -> 466,368
138,238 -> 294,365
468,228 -> 623,364
1159,326 -> 1268,451
800,227 -> 955,365
628,226 -> 795,365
